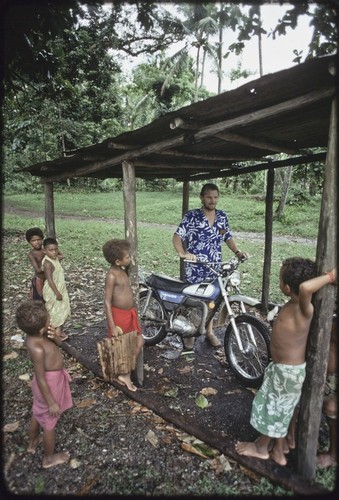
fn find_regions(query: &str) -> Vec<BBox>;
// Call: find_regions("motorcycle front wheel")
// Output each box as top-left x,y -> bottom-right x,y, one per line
224,314 -> 271,388
139,290 -> 167,346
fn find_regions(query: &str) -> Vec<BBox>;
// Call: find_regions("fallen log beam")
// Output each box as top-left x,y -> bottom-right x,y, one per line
60,341 -> 329,496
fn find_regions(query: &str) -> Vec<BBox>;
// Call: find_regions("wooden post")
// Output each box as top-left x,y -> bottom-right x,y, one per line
296,97 -> 337,480
44,181 -> 56,238
122,160 -> 143,386
261,168 -> 274,313
180,180 -> 190,280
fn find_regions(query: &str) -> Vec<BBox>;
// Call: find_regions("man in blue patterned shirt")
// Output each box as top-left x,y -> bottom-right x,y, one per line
173,183 -> 246,347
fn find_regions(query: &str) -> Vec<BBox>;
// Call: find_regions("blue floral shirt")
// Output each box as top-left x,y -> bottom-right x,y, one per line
175,208 -> 232,283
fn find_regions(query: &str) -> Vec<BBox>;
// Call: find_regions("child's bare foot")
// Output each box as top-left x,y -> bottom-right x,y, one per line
27,435 -> 43,453
285,434 -> 295,450
282,438 -> 290,454
316,453 -> 337,468
235,441 -> 270,460
270,447 -> 287,466
42,451 -> 70,469
114,374 -> 137,392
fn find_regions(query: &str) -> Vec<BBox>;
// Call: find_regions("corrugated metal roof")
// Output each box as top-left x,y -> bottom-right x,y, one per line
22,54 -> 337,182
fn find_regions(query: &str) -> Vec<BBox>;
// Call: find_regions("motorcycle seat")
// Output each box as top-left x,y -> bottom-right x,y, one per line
146,273 -> 187,294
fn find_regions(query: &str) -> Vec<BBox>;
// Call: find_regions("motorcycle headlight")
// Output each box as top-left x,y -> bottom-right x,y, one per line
230,270 -> 241,286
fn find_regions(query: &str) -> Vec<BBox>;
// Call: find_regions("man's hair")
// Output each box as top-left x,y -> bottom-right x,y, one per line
102,239 -> 130,265
43,237 -> 58,248
16,301 -> 48,336
200,183 -> 220,196
25,227 -> 44,242
281,257 -> 317,295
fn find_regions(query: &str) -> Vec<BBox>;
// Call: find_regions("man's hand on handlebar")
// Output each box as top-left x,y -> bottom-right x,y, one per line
181,253 -> 197,262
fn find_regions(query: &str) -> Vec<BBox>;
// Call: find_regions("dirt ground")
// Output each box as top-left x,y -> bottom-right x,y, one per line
1,228 -> 333,497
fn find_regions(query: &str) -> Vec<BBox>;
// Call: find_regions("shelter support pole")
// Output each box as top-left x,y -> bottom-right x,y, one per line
261,168 -> 274,313
44,181 -> 56,238
296,97 -> 337,480
180,180 -> 190,280
122,160 -> 143,386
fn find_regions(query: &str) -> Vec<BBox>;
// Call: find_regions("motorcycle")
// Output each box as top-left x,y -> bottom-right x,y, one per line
139,256 -> 272,388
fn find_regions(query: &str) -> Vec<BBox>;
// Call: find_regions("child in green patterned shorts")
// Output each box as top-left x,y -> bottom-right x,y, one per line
235,258 -> 336,466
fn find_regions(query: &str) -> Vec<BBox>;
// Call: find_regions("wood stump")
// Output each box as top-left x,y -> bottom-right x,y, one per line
97,331 -> 137,382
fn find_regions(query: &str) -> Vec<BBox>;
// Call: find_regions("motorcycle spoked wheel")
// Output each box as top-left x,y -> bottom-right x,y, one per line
224,314 -> 271,388
139,290 -> 167,346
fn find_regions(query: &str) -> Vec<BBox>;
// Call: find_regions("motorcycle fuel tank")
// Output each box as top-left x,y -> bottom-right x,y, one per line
183,282 -> 220,300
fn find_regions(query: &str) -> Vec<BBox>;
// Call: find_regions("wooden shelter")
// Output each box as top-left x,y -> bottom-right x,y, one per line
22,54 -> 337,481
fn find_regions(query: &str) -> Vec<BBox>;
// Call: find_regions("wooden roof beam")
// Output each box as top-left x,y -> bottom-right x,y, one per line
176,151 -> 326,181
39,86 -> 334,182
158,149 -> 255,162
214,131 -> 308,156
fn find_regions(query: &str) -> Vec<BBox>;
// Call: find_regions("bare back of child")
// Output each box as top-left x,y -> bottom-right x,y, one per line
235,258 -> 336,466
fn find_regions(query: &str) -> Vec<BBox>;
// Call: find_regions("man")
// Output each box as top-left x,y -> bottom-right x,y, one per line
173,183 -> 246,348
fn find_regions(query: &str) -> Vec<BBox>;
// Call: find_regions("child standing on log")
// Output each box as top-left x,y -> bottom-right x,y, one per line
103,239 -> 144,392
15,301 -> 72,469
42,238 -> 70,341
26,227 -> 45,301
235,257 -> 336,466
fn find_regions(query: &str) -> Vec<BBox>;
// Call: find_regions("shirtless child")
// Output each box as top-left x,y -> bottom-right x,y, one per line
15,301 -> 72,468
103,239 -> 144,392
235,257 -> 336,466
26,227 -> 45,301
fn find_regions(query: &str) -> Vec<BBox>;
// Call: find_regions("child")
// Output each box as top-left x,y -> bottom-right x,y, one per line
26,227 -> 45,301
317,313 -> 337,468
235,257 -> 336,466
15,301 -> 72,468
103,239 -> 144,392
42,238 -> 70,341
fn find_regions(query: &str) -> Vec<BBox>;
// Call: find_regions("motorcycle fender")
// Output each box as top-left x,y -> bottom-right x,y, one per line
228,294 -> 261,307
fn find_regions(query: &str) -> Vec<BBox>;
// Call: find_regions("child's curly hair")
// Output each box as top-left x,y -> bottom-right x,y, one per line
102,239 -> 130,265
25,227 -> 44,242
16,301 -> 48,336
281,257 -> 317,295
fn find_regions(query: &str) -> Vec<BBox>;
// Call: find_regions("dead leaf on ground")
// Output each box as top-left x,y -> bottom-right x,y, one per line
4,421 -> 20,433
178,365 -> 193,374
18,373 -> 30,381
145,429 -> 158,447
181,442 -> 208,459
164,386 -> 178,398
104,388 -> 119,399
75,399 -> 97,408
200,387 -> 218,396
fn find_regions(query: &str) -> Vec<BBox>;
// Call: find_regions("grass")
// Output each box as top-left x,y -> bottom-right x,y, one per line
3,211 -> 316,304
3,190 -> 319,305
4,190 -> 321,238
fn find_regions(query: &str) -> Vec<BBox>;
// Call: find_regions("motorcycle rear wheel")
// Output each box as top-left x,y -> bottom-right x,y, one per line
224,314 -> 271,388
139,290 -> 167,346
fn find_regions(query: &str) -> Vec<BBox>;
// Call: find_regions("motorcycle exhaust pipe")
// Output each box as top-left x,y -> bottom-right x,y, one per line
182,297 -> 209,336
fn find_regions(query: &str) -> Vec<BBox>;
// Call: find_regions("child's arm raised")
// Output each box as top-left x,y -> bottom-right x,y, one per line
299,267 -> 336,318
44,260 -> 62,300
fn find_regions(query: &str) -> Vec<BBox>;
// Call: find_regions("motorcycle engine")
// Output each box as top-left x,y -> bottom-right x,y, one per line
171,306 -> 203,337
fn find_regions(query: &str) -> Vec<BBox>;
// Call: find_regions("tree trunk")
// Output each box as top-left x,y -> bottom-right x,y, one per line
275,165 -> 292,218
